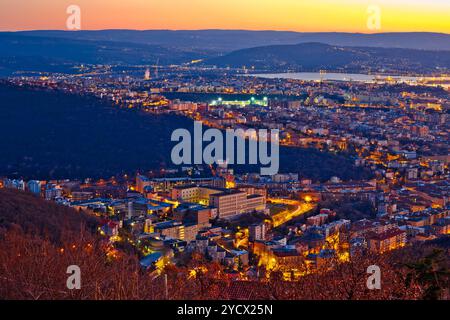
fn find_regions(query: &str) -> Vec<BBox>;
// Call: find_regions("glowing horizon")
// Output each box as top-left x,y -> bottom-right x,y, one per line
0,0 -> 449,33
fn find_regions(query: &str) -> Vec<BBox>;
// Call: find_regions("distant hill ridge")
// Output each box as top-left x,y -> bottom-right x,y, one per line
205,42 -> 450,73
1,31 -> 449,74
3,30 -> 450,52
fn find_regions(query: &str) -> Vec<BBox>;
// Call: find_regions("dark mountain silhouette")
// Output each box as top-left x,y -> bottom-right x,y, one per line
1,31 -> 449,74
0,33 -> 210,74
8,30 -> 450,51
0,83 -> 372,182
206,42 -> 450,73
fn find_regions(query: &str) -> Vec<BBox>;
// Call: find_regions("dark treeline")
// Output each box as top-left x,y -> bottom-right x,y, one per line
0,84 -> 371,182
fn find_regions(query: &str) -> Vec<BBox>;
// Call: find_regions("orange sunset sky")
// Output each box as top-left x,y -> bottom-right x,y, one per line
0,0 -> 449,33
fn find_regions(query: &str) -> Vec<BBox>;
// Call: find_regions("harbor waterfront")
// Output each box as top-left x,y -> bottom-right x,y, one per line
247,72 -> 450,87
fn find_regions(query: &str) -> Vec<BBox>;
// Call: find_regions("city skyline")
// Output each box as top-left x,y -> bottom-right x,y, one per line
0,0 -> 448,304
1,0 -> 450,33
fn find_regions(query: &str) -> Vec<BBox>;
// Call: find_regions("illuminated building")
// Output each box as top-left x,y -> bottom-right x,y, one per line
237,185 -> 267,198
322,219 -> 351,238
171,185 -> 266,219
170,101 -> 198,112
210,96 -> 268,107
154,221 -> 200,243
271,248 -> 303,269
210,190 -> 266,219
110,198 -> 172,218
3,179 -> 25,191
173,203 -> 213,229
26,180 -> 42,195
307,214 -> 328,226
45,184 -> 63,200
144,68 -> 151,81
207,241 -> 227,263
366,228 -> 407,254
136,175 -> 152,193
148,176 -> 225,193
272,173 -> 299,183
433,218 -> 450,235
171,185 -> 226,205
297,230 -> 326,254
223,250 -> 249,269
101,220 -> 120,237
249,223 -> 267,241
171,185 -> 201,203
71,191 -> 94,202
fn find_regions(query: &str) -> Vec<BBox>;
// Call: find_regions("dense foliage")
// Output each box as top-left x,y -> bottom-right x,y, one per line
0,84 -> 371,181
0,189 -> 448,300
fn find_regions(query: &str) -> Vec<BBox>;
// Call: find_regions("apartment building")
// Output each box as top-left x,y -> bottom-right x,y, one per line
366,228 -> 407,254
210,190 -> 266,219
171,185 -> 226,205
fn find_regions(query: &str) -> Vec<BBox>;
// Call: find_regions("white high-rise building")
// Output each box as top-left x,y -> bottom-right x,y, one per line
27,180 -> 42,195
144,68 -> 151,80
249,223 -> 267,241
